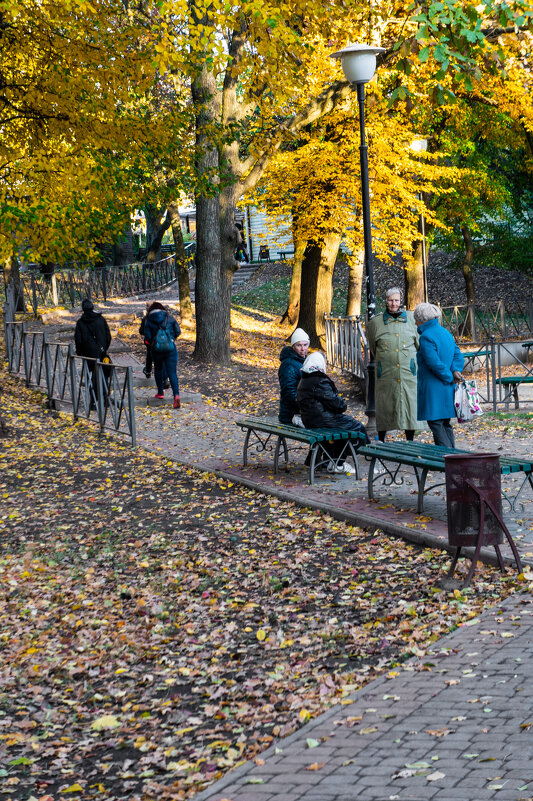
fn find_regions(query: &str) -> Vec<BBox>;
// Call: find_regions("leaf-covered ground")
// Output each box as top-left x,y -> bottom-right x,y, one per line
0,369 -> 522,801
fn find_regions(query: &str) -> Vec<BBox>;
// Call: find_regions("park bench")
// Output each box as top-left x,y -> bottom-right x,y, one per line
278,249 -> 295,261
359,440 -> 533,514
495,376 -> 533,409
236,416 -> 366,485
461,348 -> 488,371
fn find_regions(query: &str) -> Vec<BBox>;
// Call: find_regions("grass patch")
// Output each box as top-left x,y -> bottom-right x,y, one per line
233,276 -> 350,317
481,411 -> 533,431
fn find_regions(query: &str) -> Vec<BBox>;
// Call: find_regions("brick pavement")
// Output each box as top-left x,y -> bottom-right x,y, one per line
195,592 -> 533,801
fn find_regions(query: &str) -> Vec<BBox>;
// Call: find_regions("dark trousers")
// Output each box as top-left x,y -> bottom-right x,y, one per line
428,419 -> 455,448
145,345 -> 167,381
154,349 -> 180,396
378,430 -> 415,442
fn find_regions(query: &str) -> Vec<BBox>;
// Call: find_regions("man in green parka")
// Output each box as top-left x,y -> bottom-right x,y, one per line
367,287 -> 419,442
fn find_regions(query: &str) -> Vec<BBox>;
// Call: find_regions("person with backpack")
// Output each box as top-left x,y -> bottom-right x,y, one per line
143,302 -> 182,408
139,301 -> 169,387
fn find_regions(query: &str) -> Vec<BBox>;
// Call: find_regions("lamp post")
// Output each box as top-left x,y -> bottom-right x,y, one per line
331,43 -> 384,437
410,137 -> 429,303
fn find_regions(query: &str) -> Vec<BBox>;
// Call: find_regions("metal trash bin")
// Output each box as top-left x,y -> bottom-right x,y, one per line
445,453 -> 503,547
444,452 -> 522,583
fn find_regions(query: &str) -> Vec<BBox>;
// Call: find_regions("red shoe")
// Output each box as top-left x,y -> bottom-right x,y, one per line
154,393 -> 164,399
173,395 -> 181,409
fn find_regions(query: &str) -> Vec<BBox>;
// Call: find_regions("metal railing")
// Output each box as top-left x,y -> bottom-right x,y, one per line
1,254 -> 179,316
3,315 -> 137,445
324,315 -> 368,379
439,299 -> 533,342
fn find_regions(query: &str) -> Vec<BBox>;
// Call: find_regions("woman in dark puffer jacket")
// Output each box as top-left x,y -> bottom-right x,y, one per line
296,352 -> 367,474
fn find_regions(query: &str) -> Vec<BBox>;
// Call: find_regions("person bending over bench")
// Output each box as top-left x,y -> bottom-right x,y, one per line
297,352 -> 368,475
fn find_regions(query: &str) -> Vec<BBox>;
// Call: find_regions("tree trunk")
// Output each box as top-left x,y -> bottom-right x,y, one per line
403,240 -> 426,310
191,54 -> 232,364
297,232 -> 341,348
346,248 -> 364,317
279,238 -> 305,326
168,201 -> 193,326
461,225 -> 476,304
144,206 -> 170,263
4,255 -> 25,312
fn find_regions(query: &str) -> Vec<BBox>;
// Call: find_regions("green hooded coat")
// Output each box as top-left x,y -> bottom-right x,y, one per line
367,310 -> 420,432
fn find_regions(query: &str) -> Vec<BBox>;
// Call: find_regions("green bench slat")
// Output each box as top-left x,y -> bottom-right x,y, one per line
237,418 -> 364,443
496,376 -> 533,385
359,440 -> 532,513
236,417 -> 365,484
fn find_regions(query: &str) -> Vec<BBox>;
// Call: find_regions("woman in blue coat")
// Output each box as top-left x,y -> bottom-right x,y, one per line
413,303 -> 464,448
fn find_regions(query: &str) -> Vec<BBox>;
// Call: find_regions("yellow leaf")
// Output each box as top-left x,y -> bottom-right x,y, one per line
256,629 -> 267,641
90,715 -> 121,731
299,708 -> 311,722
61,785 -> 84,793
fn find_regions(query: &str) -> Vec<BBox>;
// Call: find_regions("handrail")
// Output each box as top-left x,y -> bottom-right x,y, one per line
3,321 -> 137,445
1,254 -> 180,316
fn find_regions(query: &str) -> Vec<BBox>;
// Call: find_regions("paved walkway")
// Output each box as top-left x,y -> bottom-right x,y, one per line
195,591 -> 533,801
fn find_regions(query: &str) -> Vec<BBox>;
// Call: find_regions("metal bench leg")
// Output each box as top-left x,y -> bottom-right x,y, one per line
513,385 -> 520,409
243,429 -> 252,466
367,457 -> 377,500
274,436 -> 289,473
345,440 -> 360,479
309,444 -> 319,485
414,467 -> 429,514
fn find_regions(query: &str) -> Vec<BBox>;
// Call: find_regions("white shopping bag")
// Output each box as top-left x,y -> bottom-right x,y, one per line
454,379 -> 483,423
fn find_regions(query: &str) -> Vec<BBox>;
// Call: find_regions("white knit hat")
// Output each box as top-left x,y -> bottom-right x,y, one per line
301,352 -> 327,373
290,328 -> 310,346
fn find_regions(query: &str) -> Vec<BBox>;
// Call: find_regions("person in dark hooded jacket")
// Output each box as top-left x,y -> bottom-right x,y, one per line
297,352 -> 367,474
75,298 -> 111,360
278,328 -> 309,424
143,304 -> 182,408
74,299 -> 112,408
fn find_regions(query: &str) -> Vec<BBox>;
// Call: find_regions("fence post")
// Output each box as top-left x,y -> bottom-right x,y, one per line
30,275 -> 38,317
42,332 -> 53,403
127,366 -> 137,447
499,300 -> 506,339
51,274 -> 59,306
102,267 -> 107,302
21,324 -> 30,385
468,305 -> 477,342
68,271 -> 75,307
68,344 -> 78,421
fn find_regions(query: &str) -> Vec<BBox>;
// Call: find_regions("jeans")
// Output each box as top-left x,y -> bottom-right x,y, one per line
428,419 -> 455,448
154,348 -> 180,396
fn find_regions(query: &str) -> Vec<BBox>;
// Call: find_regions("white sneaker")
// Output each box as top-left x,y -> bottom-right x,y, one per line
327,462 -> 355,475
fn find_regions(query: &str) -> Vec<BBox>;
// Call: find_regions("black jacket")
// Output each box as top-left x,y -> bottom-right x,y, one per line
278,346 -> 305,423
74,310 -> 112,359
297,372 -> 367,437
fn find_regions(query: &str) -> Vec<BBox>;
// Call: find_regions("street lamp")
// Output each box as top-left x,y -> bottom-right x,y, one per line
410,137 -> 429,303
331,43 -> 384,437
